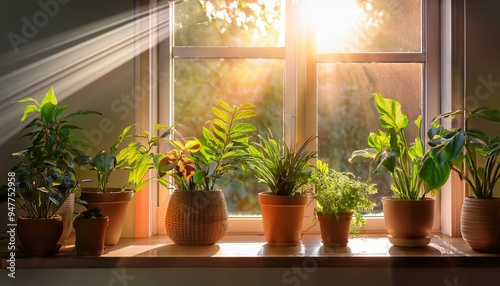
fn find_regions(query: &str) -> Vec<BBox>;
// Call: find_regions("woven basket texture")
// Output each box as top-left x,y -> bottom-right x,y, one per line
165,190 -> 228,245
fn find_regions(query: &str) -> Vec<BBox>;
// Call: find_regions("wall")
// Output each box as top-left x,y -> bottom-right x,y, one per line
465,0 -> 500,197
0,0 -> 137,236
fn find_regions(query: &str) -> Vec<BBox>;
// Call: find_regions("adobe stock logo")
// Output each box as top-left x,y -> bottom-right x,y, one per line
7,0 -> 71,54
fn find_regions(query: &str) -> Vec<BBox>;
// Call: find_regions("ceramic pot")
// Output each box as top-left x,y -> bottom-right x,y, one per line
17,215 -> 63,257
80,188 -> 133,245
382,197 -> 434,247
56,192 -> 75,246
461,197 -> 500,253
165,190 -> 228,245
73,215 -> 109,256
258,191 -> 308,246
317,212 -> 353,247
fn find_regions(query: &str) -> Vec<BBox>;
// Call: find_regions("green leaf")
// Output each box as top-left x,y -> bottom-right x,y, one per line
374,92 -> 408,131
469,107 -> 500,122
431,133 -> 465,167
230,122 -> 257,134
216,99 -> 232,113
234,110 -> 258,121
20,105 -> 38,122
40,87 -> 58,108
211,107 -> 230,123
419,157 -> 451,191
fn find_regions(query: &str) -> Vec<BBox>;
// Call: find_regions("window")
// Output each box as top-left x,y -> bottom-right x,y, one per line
162,0 -> 439,233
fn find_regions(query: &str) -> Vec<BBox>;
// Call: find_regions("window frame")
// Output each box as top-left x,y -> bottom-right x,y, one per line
151,0 -> 445,235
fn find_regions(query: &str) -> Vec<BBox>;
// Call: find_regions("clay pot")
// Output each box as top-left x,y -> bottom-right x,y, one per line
382,197 -> 434,246
461,197 -> 500,253
317,212 -> 353,247
165,190 -> 228,245
17,215 -> 63,257
80,188 -> 133,245
258,191 -> 308,246
73,215 -> 109,256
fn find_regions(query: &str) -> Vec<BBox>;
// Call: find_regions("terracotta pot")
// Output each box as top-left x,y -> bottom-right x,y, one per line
56,192 -> 75,246
317,212 -> 353,247
73,215 -> 109,256
382,197 -> 434,246
17,215 -> 63,257
461,197 -> 500,253
165,190 -> 228,245
258,191 -> 308,246
80,188 -> 133,245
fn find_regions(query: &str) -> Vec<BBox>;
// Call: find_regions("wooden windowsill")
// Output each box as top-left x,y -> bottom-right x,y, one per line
1,233 -> 499,269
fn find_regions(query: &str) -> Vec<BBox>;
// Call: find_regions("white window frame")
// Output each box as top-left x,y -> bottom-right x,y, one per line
148,0 -> 454,235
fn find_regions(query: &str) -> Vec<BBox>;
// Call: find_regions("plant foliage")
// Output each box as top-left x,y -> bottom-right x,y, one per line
12,87 -> 101,218
421,107 -> 500,199
244,133 -> 317,196
156,100 -> 257,191
349,92 -> 433,200
309,160 -> 376,232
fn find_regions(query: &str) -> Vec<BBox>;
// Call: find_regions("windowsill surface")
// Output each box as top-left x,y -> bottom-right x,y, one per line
2,233 -> 499,269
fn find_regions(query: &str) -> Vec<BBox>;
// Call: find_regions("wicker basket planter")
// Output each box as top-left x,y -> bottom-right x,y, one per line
165,190 -> 228,245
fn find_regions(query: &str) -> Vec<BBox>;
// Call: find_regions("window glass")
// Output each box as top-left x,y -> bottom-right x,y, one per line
174,0 -> 284,47
309,0 -> 422,53
317,63 -> 423,213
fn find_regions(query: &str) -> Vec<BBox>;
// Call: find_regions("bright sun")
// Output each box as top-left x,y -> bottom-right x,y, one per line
304,0 -> 366,52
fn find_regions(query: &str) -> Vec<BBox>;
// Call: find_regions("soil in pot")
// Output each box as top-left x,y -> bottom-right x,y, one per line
317,212 -> 353,247
461,197 -> 500,253
17,215 -> 63,257
80,188 -> 133,246
258,192 -> 308,246
165,190 -> 228,245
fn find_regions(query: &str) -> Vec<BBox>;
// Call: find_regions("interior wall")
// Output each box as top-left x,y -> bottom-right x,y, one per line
465,0 -> 500,197
0,0 -> 137,236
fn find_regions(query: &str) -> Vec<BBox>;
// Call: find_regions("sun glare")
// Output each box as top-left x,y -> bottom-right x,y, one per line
305,0 -> 365,52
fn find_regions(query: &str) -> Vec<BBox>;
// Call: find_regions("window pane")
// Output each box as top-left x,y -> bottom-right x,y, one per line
174,0 -> 284,47
173,58 -> 284,215
310,0 -> 422,53
317,63 -> 423,214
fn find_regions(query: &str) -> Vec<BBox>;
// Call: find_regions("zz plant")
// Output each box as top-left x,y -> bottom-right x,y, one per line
156,100 -> 257,191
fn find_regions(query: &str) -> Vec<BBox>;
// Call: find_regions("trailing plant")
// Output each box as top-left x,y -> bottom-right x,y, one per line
420,107 -> 500,199
349,92 -> 440,200
244,133 -> 317,196
156,100 -> 257,191
309,160 -> 376,232
11,87 -> 100,218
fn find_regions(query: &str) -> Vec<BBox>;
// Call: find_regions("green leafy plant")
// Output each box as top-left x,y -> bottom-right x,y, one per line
420,107 -> 500,199
156,100 -> 257,191
244,133 -> 317,196
309,160 -> 376,232
79,207 -> 106,219
349,92 -> 437,200
11,87 -> 101,218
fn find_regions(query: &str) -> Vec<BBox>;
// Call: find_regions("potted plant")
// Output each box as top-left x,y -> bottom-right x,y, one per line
73,207 -> 109,256
309,160 -> 376,247
349,92 -> 441,247
11,87 -> 100,256
243,133 -> 317,246
80,123 -> 170,245
159,100 -> 257,245
421,107 -> 500,253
